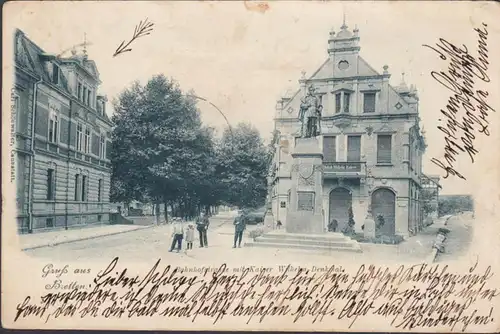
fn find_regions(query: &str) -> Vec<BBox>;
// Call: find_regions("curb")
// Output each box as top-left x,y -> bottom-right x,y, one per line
21,225 -> 156,251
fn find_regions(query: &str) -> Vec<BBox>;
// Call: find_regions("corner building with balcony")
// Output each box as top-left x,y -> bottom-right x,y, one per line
13,29 -> 112,233
270,22 -> 427,238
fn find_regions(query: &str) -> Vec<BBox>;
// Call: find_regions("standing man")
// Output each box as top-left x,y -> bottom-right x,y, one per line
169,218 -> 184,252
233,210 -> 247,248
196,212 -> 210,248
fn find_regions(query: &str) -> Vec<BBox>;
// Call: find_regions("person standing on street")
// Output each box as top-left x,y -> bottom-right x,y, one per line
233,211 -> 247,248
169,219 -> 184,252
196,212 -> 210,248
185,223 -> 195,250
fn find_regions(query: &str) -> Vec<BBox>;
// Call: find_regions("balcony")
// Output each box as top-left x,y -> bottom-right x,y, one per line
323,161 -> 366,178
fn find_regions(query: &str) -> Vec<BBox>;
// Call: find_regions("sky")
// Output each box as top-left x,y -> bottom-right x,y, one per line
4,1 -> 499,195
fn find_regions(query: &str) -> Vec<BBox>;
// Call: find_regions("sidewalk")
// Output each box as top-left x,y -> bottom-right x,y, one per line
19,224 -> 154,251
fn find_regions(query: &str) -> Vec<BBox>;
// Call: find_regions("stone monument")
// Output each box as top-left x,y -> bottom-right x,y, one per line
286,137 -> 325,234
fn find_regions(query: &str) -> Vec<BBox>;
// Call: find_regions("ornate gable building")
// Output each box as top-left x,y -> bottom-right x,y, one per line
270,22 -> 427,238
13,29 -> 112,233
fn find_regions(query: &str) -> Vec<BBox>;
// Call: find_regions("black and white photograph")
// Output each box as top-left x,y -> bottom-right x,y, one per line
2,1 -> 500,331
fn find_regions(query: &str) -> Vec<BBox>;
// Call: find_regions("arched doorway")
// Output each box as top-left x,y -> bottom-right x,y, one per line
329,188 -> 352,232
371,188 -> 396,236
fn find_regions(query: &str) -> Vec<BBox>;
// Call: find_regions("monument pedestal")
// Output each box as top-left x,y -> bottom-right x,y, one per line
286,137 -> 324,234
245,137 -> 362,253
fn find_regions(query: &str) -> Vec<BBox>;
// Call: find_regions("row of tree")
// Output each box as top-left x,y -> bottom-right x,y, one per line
110,75 -> 270,222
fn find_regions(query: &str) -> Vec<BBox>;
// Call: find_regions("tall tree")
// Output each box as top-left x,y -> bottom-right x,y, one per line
216,123 -> 269,209
111,75 -> 214,220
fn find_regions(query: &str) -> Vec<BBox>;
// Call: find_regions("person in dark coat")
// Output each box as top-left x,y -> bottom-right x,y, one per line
196,212 -> 210,248
233,211 -> 248,248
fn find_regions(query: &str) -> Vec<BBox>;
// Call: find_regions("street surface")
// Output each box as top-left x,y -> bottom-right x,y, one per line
436,212 -> 474,262
25,213 -> 475,266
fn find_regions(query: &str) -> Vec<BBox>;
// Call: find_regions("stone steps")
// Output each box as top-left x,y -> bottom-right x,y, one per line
245,241 -> 362,253
245,231 -> 362,253
254,236 -> 354,248
259,232 -> 348,242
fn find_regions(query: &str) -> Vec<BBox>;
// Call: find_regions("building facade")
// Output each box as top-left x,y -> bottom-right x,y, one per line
269,22 -> 428,238
13,29 -> 113,233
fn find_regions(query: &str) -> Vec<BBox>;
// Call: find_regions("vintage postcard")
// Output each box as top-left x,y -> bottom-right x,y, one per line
2,1 -> 500,331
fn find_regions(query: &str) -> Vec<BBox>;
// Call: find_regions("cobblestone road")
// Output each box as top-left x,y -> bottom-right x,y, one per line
25,214 -> 448,267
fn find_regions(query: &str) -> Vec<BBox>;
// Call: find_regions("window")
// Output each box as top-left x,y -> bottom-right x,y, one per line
377,135 -> 392,163
84,127 -> 91,153
77,82 -> 82,100
347,135 -> 361,162
280,201 -> 286,208
335,93 -> 341,113
52,64 -> 59,84
83,87 -> 87,104
47,169 -> 55,200
81,175 -> 87,201
87,89 -> 91,106
48,114 -> 59,143
100,135 -> 106,159
98,179 -> 103,202
76,123 -> 83,151
363,93 -> 376,113
343,93 -> 351,113
74,174 -> 81,201
323,136 -> 336,162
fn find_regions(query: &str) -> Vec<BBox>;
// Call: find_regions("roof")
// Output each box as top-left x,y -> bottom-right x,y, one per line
15,29 -> 112,124
15,29 -> 71,93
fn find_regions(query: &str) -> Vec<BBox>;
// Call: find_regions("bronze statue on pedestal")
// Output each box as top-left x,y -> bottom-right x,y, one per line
299,85 -> 323,138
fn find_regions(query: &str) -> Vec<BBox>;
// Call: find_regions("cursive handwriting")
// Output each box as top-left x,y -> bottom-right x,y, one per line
14,258 -> 499,330
424,23 -> 495,180
113,18 -> 154,57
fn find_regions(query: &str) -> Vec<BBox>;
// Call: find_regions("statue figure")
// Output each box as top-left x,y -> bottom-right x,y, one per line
299,85 -> 323,138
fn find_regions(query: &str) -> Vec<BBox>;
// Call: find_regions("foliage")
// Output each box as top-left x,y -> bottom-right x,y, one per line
110,75 -> 270,219
420,189 -> 438,217
216,123 -> 269,209
376,214 -> 385,230
438,195 -> 474,216
248,227 -> 265,240
110,75 -> 220,220
342,204 -> 356,235
351,233 -> 404,245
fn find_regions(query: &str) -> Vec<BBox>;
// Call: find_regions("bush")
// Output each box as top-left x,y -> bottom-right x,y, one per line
376,214 -> 385,230
342,205 -> 356,235
248,228 -> 265,240
350,233 -> 404,245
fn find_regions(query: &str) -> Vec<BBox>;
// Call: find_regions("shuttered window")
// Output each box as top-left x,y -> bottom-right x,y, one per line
335,93 -> 341,113
347,135 -> 361,162
323,136 -> 336,162
377,135 -> 392,163
363,93 -> 376,113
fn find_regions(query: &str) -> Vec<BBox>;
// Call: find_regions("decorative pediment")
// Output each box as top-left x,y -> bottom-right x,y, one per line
331,82 -> 354,93
83,60 -> 100,80
375,123 -> 396,134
